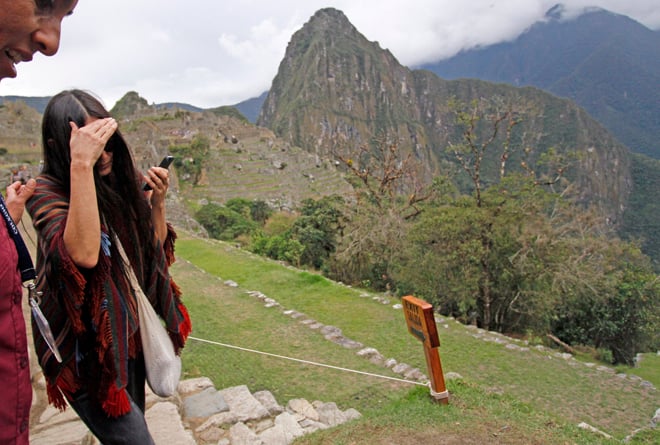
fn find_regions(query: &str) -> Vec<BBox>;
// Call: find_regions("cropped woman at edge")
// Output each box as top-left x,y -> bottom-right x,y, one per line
27,89 -> 192,444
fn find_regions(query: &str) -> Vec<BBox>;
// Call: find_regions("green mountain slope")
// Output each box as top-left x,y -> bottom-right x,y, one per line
257,8 -> 633,226
420,6 -> 660,160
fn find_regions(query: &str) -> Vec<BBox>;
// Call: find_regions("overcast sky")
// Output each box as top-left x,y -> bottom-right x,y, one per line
2,0 -> 658,109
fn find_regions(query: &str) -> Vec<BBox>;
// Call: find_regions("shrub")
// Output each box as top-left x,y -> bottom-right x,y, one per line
196,203 -> 256,241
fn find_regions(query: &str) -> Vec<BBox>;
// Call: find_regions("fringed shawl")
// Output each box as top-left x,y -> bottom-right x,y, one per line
27,175 -> 191,417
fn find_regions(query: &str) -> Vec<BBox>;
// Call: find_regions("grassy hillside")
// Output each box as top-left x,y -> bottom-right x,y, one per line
171,231 -> 659,444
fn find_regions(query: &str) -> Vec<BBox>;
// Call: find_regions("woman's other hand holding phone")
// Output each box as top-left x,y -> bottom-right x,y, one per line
144,156 -> 173,244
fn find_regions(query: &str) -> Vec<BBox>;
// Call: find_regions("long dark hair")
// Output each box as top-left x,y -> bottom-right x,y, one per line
41,89 -> 155,264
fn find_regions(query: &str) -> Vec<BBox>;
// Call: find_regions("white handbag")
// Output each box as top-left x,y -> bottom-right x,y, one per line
116,235 -> 181,397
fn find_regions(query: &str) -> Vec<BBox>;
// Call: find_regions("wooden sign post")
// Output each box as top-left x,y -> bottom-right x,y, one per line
402,295 -> 449,404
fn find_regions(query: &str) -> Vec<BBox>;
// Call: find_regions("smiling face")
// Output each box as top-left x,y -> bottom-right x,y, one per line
0,0 -> 79,81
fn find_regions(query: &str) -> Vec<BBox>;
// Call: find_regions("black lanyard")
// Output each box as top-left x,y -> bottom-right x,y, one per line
1,194 -> 62,362
0,195 -> 36,283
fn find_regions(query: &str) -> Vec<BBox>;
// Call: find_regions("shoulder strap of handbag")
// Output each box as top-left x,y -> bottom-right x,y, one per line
0,195 -> 36,283
113,233 -> 148,303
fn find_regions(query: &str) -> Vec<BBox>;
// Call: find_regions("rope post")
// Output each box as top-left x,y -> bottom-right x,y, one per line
402,295 -> 449,405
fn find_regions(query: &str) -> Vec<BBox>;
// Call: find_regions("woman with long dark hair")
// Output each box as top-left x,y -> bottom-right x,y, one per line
27,89 -> 191,444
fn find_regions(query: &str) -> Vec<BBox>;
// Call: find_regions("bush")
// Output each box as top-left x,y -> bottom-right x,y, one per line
250,232 -> 304,266
196,203 -> 256,241
553,263 -> 660,365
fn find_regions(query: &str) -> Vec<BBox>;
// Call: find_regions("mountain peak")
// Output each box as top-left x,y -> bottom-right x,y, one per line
291,7 -> 364,48
257,7 -> 411,150
544,3 -> 638,27
544,3 -> 566,21
111,91 -> 151,117
306,8 -> 354,33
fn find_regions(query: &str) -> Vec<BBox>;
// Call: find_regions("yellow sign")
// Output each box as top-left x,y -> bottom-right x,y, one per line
402,295 -> 439,348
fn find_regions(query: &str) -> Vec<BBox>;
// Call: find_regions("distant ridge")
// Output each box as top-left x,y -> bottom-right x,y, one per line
157,102 -> 204,113
0,95 -> 206,115
419,6 -> 660,159
233,91 -> 268,123
0,94 -> 260,123
0,95 -> 51,114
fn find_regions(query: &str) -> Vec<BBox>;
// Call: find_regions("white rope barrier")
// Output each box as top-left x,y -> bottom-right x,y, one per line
189,336 -> 427,387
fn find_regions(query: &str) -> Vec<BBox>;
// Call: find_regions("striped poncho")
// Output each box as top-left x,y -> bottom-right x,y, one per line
27,174 -> 192,417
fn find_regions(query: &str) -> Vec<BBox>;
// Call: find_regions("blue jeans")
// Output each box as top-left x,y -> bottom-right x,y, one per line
69,358 -> 155,445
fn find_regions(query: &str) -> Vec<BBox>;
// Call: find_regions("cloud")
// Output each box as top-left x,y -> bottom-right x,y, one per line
346,0 -> 549,65
1,0 -> 658,109
217,17 -> 296,96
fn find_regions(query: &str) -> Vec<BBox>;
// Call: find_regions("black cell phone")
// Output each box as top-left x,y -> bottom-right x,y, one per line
143,155 -> 174,190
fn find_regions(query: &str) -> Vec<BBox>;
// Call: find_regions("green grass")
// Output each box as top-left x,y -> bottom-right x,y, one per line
172,233 -> 659,444
617,353 -> 660,388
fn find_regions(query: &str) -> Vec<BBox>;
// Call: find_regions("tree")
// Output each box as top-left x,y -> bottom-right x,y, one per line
550,233 -> 660,365
246,197 -> 344,270
251,232 -> 304,267
328,135 -> 436,288
441,97 -> 535,330
223,198 -> 273,226
447,97 -> 522,208
432,97 -> 575,330
334,134 -> 434,218
249,200 -> 272,225
395,164 -> 660,362
225,198 -> 252,219
170,135 -> 210,185
396,175 -> 559,331
290,196 -> 345,269
195,203 -> 256,241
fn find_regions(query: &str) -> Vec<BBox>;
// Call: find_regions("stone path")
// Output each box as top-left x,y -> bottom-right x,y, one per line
29,375 -> 361,445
